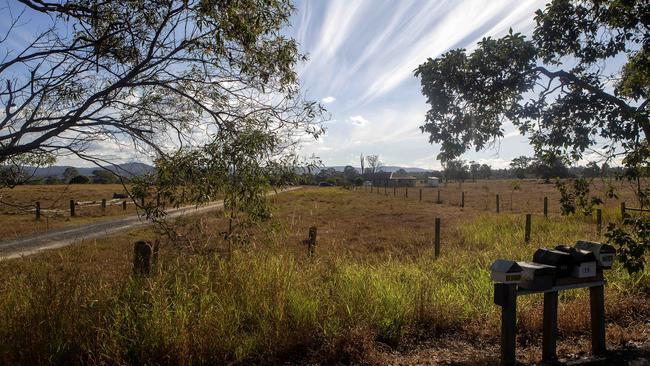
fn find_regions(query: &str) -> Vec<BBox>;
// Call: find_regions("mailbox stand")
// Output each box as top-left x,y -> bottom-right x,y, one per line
495,277 -> 606,365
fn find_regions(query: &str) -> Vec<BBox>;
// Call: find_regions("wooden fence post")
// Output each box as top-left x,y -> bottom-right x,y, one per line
101,198 -> 107,215
70,199 -> 75,217
385,182 -> 387,195
596,208 -> 602,234
525,214 -> 532,243
437,189 -> 441,204
393,186 -> 396,196
461,191 -> 465,208
496,194 -> 500,213
122,200 -> 127,211
35,201 -> 41,220
307,226 -> 317,257
419,188 -> 422,201
133,240 -> 159,276
371,185 -> 373,193
434,217 -> 441,258
405,187 -> 408,198
620,202 -> 626,217
543,197 -> 548,217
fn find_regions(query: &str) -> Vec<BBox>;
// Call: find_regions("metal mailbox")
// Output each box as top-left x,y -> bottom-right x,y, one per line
533,248 -> 573,277
516,261 -> 556,291
575,240 -> 616,269
490,260 -> 523,284
555,245 -> 597,279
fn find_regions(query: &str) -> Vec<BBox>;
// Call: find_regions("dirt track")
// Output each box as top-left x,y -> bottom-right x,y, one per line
0,187 -> 301,259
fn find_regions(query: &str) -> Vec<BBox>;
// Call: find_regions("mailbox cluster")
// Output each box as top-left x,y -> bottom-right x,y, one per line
491,240 -> 616,291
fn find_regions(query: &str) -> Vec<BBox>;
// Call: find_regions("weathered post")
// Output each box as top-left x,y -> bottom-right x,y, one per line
122,200 -> 127,211
437,189 -> 441,204
461,191 -> 465,208
393,185 -> 396,196
496,194 -> 500,213
35,201 -> 41,220
496,283 -> 517,366
133,240 -> 158,276
384,182 -> 387,195
70,199 -> 75,217
101,198 -> 107,215
434,217 -> 441,258
307,226 -> 317,257
405,187 -> 408,198
620,202 -> 626,217
525,214 -> 532,243
371,184 -> 373,193
596,208 -> 602,234
590,285 -> 606,355
542,291 -> 559,362
543,197 -> 548,217
419,188 -> 422,201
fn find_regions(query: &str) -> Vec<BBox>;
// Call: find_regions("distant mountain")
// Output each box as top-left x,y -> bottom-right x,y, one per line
24,162 -> 154,178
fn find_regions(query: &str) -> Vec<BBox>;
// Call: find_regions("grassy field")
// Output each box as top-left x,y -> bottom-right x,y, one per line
0,184 -> 141,238
0,183 -> 648,364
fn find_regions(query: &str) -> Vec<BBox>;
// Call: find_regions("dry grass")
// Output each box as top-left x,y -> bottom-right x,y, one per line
0,184 -> 140,238
0,184 -> 648,365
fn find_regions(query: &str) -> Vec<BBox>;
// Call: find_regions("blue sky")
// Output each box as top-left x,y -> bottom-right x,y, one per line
2,0 -> 557,169
289,0 -> 550,169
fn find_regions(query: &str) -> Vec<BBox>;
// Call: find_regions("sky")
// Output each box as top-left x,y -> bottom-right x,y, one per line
289,0 -> 549,170
1,0 -> 561,169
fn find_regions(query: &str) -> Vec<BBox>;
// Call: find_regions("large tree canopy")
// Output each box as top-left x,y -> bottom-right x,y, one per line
415,0 -> 649,164
0,0 -> 322,179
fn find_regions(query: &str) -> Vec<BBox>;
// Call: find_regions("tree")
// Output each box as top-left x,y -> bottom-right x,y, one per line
479,164 -> 492,180
365,155 -> 382,175
62,167 -> 80,183
443,159 -> 469,182
359,153 -> 365,179
415,0 -> 649,169
342,165 -> 359,185
0,0 -> 321,179
69,175 -> 90,184
531,153 -> 572,182
509,156 -> 533,179
583,162 -> 602,178
92,170 -> 118,184
469,161 -> 480,181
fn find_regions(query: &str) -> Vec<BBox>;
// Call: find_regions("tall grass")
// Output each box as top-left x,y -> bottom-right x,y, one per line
0,212 -> 648,364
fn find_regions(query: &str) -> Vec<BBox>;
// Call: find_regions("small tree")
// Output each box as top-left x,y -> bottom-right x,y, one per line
63,167 -> 80,183
366,155 -> 382,175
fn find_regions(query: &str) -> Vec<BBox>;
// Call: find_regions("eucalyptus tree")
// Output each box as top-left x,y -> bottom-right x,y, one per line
0,0 -> 323,184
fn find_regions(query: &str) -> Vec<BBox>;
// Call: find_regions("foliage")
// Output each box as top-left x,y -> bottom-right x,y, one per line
443,159 -> 469,182
69,175 -> 90,184
0,0 -> 321,179
365,155 -> 382,174
91,170 -> 119,184
606,216 -> 650,274
510,156 -> 533,179
62,167 -> 80,183
342,166 -> 360,185
415,0 -> 649,167
555,178 -> 602,216
555,179 -> 575,215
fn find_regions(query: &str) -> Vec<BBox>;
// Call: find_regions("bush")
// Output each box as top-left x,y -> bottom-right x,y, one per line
69,175 -> 90,184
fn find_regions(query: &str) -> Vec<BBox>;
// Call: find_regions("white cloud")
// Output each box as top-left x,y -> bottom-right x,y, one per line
349,115 -> 369,126
322,96 -> 336,104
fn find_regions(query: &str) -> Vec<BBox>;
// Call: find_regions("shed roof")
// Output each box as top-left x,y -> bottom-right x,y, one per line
389,172 -> 417,180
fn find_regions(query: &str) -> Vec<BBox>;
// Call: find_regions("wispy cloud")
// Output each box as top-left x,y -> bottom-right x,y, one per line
322,96 -> 336,104
349,115 -> 368,126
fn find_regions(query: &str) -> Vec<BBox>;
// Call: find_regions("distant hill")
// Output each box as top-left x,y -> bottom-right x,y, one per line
24,162 -> 154,178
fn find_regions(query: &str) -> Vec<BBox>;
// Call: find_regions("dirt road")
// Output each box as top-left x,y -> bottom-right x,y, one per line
0,187 -> 301,260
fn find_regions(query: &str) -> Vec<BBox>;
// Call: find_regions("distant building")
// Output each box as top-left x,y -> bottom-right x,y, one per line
389,171 -> 417,187
426,176 -> 440,187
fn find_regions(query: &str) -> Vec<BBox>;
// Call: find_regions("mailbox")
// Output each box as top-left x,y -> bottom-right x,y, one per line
516,261 -> 556,290
554,245 -> 597,278
490,260 -> 523,284
575,240 -> 616,269
533,248 -> 573,277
